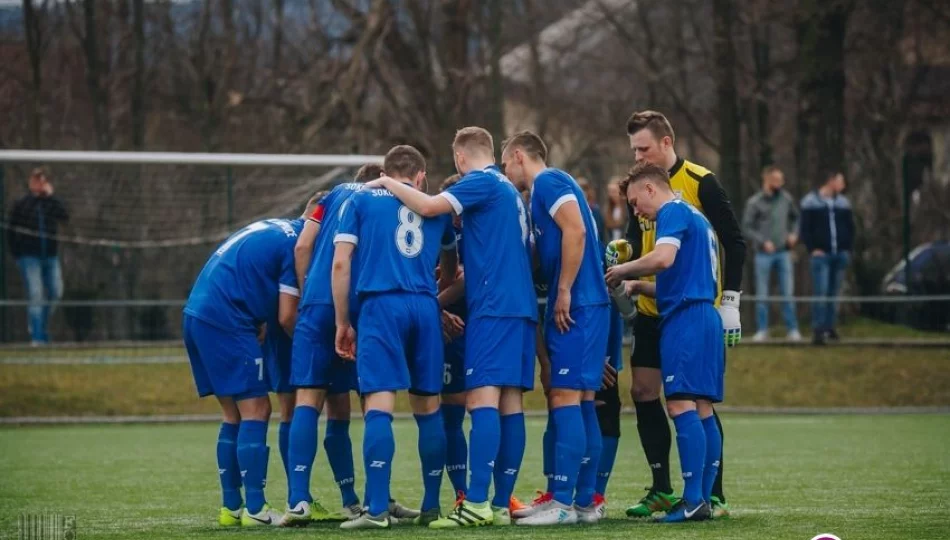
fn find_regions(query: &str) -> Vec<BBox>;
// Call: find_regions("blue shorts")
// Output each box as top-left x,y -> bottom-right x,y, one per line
357,293 -> 444,395
264,323 -> 293,394
443,337 -> 466,395
545,305 -> 609,391
606,304 -> 624,372
659,302 -> 724,403
291,305 -> 358,394
182,314 -> 269,400
465,316 -> 536,391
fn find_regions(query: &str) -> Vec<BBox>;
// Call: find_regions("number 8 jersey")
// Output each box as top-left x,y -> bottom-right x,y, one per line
654,199 -> 719,319
335,185 -> 456,296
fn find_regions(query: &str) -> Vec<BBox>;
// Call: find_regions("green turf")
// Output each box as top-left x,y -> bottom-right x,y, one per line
1,414 -> 948,539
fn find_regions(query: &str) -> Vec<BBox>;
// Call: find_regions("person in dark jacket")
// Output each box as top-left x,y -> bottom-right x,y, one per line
7,167 -> 69,344
799,170 -> 854,344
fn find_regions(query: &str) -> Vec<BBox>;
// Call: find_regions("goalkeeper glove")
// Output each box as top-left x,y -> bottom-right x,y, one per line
719,290 -> 742,347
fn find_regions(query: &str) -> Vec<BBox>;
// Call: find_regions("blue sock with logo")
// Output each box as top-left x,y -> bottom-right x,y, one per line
596,436 -> 619,496
217,422 -> 242,511
672,410 -> 706,506
467,407 -> 500,504
442,403 -> 468,494
415,410 -> 447,512
491,412 -> 525,508
287,405 -> 319,507
543,409 -> 556,494
236,419 -> 269,514
363,410 -> 395,517
552,405 -> 585,506
701,415 -> 722,503
575,400 -> 602,507
324,419 -> 359,507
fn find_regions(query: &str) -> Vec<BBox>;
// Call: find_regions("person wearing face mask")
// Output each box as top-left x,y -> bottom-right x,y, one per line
742,166 -> 801,342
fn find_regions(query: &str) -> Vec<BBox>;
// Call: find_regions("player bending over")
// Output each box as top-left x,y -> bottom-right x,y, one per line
332,145 -> 459,529
366,127 -> 537,528
501,131 -> 609,526
611,163 -> 725,522
183,207 -> 312,527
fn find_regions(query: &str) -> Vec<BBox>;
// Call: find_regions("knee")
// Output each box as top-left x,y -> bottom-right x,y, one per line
666,400 -> 693,418
295,388 -> 325,411
325,393 -> 351,420
631,380 -> 660,402
239,396 -> 272,421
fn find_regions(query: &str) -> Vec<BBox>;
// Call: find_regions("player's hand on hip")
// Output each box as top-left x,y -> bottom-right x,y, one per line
719,290 -> 742,347
601,362 -> 618,389
605,262 -> 634,288
553,290 -> 574,333
335,324 -> 357,360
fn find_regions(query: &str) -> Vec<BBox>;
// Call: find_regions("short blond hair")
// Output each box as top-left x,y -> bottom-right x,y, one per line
501,131 -> 548,162
453,126 -> 494,157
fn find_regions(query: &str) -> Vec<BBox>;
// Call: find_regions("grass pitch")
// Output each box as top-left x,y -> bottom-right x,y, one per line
1,414 -> 948,539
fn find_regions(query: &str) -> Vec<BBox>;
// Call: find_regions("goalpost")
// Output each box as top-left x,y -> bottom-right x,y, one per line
0,150 -> 384,346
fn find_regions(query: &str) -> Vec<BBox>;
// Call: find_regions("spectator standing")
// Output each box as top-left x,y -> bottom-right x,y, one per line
605,177 -> 627,241
578,177 -> 606,246
7,167 -> 69,344
799,170 -> 854,345
742,166 -> 801,341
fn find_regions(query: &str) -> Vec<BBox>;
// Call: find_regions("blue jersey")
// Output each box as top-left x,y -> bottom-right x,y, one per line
654,199 -> 719,318
300,182 -> 364,309
530,168 -> 609,309
439,165 -> 536,320
336,185 -> 456,296
185,218 -> 303,331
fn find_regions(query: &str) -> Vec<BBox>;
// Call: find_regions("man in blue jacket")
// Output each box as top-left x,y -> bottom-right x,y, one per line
799,170 -> 855,345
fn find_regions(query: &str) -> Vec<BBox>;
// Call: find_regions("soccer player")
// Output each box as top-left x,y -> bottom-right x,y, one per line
183,213 -> 307,527
281,165 -> 384,526
365,127 -> 537,528
612,162 -> 725,522
436,173 -> 470,498
606,111 -> 745,518
331,145 -> 458,529
500,131 -> 609,526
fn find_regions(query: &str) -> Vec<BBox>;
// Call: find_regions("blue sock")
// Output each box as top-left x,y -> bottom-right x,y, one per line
672,410 -> 706,506
442,404 -> 468,494
287,405 -> 319,507
596,436 -> 619,497
236,419 -> 269,514
279,421 -> 291,497
415,410 -> 447,511
324,419 -> 359,507
575,401 -> 602,507
467,407 -> 500,504
552,405 -> 585,506
363,410 -> 395,516
491,412 -> 525,508
217,422 -> 242,511
543,409 -> 556,494
701,415 -> 722,503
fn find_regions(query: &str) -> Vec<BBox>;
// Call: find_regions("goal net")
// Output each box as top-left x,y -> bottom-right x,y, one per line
0,151 -> 382,346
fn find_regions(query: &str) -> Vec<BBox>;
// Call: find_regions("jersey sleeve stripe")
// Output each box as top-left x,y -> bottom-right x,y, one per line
548,193 -> 578,218
279,284 -> 300,297
655,236 -> 681,249
334,233 -> 359,246
439,192 -> 464,215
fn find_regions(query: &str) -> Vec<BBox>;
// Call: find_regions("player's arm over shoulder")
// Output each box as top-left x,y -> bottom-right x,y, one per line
696,172 -> 746,291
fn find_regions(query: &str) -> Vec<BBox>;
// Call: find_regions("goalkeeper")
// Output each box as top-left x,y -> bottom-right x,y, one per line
605,110 -> 745,519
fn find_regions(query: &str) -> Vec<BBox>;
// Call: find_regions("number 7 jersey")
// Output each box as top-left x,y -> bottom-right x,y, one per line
654,199 -> 719,319
335,185 -> 456,296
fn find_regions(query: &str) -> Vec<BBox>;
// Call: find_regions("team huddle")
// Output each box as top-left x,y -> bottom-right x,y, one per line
183,111 -> 746,529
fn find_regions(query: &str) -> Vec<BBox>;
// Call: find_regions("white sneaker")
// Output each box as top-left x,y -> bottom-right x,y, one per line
279,501 -> 312,527
752,330 -> 768,342
341,503 -> 362,521
512,491 -> 553,519
515,501 -> 577,526
241,504 -> 281,527
787,329 -> 803,341
574,503 -> 600,524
